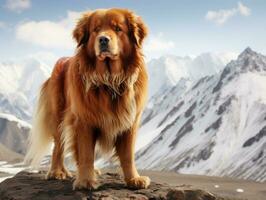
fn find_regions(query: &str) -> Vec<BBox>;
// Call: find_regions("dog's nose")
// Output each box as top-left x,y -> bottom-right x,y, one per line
99,36 -> 109,45
99,36 -> 110,51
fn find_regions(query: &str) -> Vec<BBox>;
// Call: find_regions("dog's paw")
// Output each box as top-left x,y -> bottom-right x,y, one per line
46,168 -> 72,180
73,177 -> 98,190
127,176 -> 151,189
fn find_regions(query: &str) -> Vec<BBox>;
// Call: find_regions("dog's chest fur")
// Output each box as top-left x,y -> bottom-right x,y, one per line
82,71 -> 139,134
98,86 -> 136,132
90,86 -> 136,152
82,85 -> 137,152
79,70 -> 139,151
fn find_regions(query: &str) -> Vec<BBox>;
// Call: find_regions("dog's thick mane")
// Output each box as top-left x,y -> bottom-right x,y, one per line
81,70 -> 139,95
75,45 -> 144,96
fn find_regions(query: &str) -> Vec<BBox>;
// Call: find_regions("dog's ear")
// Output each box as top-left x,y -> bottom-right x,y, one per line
127,12 -> 148,48
73,12 -> 92,47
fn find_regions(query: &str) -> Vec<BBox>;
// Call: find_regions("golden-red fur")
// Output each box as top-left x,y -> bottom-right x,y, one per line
25,8 -> 150,189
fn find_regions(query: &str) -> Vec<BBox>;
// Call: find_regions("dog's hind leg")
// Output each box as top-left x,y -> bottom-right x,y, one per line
46,131 -> 72,180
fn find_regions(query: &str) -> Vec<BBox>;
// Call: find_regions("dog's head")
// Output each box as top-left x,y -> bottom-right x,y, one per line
73,8 -> 147,77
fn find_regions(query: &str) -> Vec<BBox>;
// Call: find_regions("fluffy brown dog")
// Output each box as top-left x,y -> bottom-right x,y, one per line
25,8 -> 150,190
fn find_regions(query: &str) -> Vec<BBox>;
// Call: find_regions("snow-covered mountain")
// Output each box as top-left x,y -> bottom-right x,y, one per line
0,113 -> 31,161
1,48 -> 265,183
0,58 -> 51,121
136,48 -> 266,182
147,52 -> 237,98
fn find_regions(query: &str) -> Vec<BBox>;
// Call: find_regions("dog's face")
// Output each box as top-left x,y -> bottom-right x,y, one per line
73,8 -> 147,75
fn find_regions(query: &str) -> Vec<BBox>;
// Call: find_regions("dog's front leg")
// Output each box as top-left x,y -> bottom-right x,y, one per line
115,122 -> 150,189
72,122 -> 97,190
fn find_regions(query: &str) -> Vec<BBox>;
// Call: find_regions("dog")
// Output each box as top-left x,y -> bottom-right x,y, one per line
25,8 -> 150,190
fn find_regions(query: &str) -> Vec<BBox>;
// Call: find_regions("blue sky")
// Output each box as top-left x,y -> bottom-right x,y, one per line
0,0 -> 265,63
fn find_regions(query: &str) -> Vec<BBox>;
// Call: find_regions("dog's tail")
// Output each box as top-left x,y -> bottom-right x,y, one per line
24,80 -> 54,167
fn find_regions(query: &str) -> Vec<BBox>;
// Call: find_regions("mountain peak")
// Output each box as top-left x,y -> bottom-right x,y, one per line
239,47 -> 257,58
244,47 -> 253,52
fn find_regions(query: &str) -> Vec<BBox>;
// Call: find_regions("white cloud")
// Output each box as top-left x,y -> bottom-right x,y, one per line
144,33 -> 175,52
206,9 -> 237,25
5,0 -> 31,13
16,11 -> 82,49
205,1 -> 251,25
144,33 -> 176,60
238,2 -> 251,16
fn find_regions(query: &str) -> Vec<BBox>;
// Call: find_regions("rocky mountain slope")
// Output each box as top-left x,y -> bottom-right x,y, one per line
136,48 -> 266,182
0,113 -> 31,161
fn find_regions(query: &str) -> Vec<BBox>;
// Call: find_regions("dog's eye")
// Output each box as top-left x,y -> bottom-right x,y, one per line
115,26 -> 121,32
94,26 -> 100,33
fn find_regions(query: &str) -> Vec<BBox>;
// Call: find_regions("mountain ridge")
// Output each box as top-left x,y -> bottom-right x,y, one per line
136,48 -> 266,182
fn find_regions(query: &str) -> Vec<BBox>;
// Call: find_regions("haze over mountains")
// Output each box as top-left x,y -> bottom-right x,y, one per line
146,52 -> 237,98
0,48 -> 265,183
0,58 -> 51,121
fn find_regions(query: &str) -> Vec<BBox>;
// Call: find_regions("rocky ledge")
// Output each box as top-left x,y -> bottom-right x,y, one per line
0,171 -> 232,200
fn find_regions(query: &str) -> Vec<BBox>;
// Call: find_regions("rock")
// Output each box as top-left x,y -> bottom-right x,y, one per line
0,171 -> 226,200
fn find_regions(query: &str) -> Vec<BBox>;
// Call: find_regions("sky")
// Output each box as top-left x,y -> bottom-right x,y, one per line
0,0 -> 265,64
